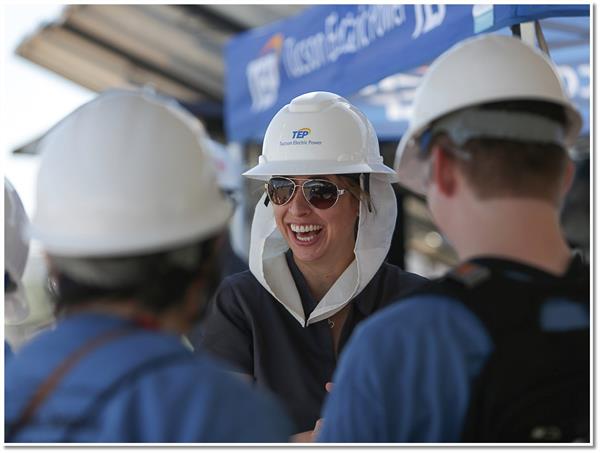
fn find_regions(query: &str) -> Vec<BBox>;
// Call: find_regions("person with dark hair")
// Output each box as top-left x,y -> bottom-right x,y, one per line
319,35 -> 589,443
197,92 -> 426,440
5,89 -> 293,443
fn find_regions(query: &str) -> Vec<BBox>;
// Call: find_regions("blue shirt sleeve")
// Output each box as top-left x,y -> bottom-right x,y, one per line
318,296 -> 493,443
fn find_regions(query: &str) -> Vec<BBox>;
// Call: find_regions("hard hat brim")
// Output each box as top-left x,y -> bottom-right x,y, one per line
29,202 -> 233,257
394,99 -> 583,197
243,160 -> 398,183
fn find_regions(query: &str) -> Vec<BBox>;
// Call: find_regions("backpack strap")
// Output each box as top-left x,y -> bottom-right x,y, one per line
6,326 -> 135,441
60,350 -> 191,441
7,325 -> 193,442
414,253 -> 589,340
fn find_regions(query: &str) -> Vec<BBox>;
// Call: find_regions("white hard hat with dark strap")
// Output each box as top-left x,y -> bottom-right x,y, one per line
245,92 -> 398,326
394,35 -> 583,196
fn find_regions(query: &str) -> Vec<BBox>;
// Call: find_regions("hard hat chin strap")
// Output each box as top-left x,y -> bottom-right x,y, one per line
425,108 -> 567,151
360,173 -> 373,213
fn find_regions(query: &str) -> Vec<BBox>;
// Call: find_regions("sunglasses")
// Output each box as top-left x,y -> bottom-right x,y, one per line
265,177 -> 347,210
4,271 -> 17,293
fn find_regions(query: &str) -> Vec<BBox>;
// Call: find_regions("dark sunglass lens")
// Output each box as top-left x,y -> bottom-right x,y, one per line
304,180 -> 338,209
5,271 -> 17,293
268,178 -> 295,205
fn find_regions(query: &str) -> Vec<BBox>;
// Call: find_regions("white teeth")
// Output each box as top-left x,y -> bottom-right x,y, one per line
297,234 -> 316,242
290,224 -> 323,233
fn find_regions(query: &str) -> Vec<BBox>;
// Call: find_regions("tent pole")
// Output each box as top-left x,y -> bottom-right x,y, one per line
513,21 -> 550,56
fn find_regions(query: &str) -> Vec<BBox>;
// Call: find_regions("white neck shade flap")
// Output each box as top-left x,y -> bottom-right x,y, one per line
248,174 -> 397,327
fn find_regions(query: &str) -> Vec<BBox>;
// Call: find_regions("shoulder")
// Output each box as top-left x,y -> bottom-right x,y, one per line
127,347 -> 264,402
349,294 -> 492,364
379,262 -> 428,286
212,270 -> 268,309
366,262 -> 428,305
322,295 -> 494,443
334,295 -> 494,417
117,352 -> 293,440
219,269 -> 259,289
216,270 -> 267,298
133,351 -> 246,394
363,293 -> 490,338
210,270 -> 275,319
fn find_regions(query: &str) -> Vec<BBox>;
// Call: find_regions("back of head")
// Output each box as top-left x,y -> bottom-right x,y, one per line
395,35 -> 582,200
5,178 -> 31,323
30,89 -> 233,313
433,100 -> 571,203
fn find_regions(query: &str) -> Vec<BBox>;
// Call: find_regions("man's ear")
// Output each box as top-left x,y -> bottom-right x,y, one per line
430,145 -> 458,197
560,158 -> 576,198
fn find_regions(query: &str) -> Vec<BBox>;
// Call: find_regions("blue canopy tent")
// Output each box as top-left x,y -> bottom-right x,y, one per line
225,4 -> 589,143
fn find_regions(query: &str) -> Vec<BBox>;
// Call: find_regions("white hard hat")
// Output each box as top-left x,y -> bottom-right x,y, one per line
30,89 -> 233,257
395,35 -> 583,195
5,178 -> 31,323
5,178 -> 30,284
244,91 -> 398,182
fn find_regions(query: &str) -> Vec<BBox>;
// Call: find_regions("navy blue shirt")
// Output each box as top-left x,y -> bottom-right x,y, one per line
198,254 -> 427,432
5,313 -> 293,442
318,257 -> 590,442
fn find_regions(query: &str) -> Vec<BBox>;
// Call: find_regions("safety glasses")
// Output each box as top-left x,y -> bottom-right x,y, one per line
265,177 -> 346,210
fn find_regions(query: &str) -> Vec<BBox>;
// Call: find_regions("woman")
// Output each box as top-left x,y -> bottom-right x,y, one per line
199,92 -> 426,437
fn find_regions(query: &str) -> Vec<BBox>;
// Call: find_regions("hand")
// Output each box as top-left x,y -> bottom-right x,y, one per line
290,429 -> 315,443
289,382 -> 334,442
309,383 -> 333,442
312,418 -> 324,441
290,418 -> 323,443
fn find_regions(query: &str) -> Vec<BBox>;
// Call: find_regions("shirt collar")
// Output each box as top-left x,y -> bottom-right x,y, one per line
285,249 -> 383,319
285,250 -> 318,317
469,250 -> 588,283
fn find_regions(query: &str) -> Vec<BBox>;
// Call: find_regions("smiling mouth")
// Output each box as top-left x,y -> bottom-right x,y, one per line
289,223 -> 323,243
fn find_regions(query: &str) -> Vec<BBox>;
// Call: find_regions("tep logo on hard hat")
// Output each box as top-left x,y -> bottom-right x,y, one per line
279,127 -> 322,147
292,128 -> 311,139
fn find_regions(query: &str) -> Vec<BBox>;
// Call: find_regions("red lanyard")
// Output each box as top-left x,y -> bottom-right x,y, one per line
132,313 -> 161,331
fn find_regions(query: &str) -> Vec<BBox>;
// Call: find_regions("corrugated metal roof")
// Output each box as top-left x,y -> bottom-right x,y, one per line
16,5 -> 306,105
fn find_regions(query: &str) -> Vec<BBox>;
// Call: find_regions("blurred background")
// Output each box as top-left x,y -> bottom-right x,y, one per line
2,4 -> 590,350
